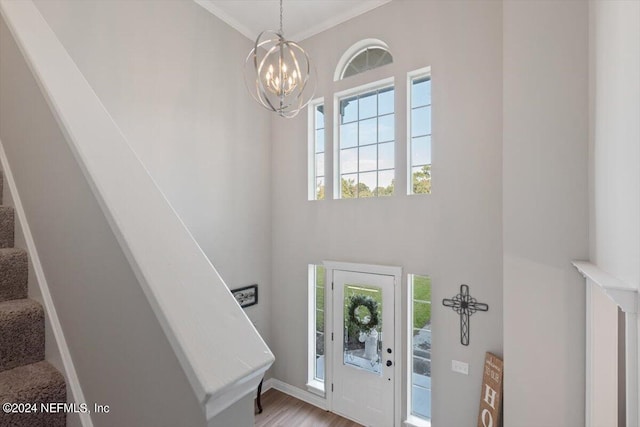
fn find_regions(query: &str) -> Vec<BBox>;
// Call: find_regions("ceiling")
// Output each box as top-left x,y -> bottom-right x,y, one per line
194,0 -> 393,42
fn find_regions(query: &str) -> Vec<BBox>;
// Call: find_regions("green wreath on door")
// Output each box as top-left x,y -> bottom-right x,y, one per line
347,294 -> 380,337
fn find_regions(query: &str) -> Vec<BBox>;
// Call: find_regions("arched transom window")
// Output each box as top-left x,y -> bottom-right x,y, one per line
334,39 -> 393,81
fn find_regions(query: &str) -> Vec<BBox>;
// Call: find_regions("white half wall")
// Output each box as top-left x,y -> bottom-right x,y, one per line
503,1 -> 589,426
589,282 -> 620,427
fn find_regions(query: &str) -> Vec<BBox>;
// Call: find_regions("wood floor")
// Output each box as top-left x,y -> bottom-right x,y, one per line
255,389 -> 363,427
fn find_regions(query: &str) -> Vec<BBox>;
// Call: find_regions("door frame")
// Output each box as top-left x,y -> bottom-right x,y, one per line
323,261 -> 402,427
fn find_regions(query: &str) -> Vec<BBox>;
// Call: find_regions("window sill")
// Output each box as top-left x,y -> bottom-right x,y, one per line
404,415 -> 431,427
306,380 -> 325,396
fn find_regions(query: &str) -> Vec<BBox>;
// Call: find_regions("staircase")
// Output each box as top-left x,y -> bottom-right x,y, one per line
0,174 -> 66,427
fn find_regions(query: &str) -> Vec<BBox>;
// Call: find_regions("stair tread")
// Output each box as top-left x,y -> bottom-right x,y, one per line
0,248 -> 26,255
0,361 -> 65,399
0,206 -> 14,248
0,298 -> 41,314
0,299 -> 44,373
0,362 -> 66,427
0,248 -> 28,303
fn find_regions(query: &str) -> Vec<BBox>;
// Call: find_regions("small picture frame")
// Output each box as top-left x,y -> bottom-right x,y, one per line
231,284 -> 258,308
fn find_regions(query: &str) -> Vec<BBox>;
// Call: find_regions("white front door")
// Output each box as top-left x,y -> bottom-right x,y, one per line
331,269 -> 395,427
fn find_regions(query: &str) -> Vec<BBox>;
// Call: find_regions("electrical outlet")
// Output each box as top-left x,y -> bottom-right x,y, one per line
451,360 -> 469,375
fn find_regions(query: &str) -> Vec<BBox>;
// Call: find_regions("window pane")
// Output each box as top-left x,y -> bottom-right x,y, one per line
315,153 -> 324,177
341,174 -> 357,198
378,114 -> 394,142
378,142 -> 394,170
359,92 -> 377,120
310,265 -> 326,384
316,309 -> 325,332
411,274 -> 431,421
340,148 -> 358,174
316,266 -> 325,285
411,136 -> 431,166
336,85 -> 394,199
340,97 -> 358,123
358,172 -> 377,197
412,165 -> 431,195
315,105 -> 325,129
359,144 -> 377,172
412,77 -> 431,108
378,87 -> 394,115
316,177 -> 325,200
377,169 -> 394,196
411,106 -> 431,137
413,275 -> 431,301
359,118 -> 377,146
341,47 -> 393,80
315,355 -> 325,381
315,129 -> 325,153
340,122 -> 358,148
413,301 -> 431,329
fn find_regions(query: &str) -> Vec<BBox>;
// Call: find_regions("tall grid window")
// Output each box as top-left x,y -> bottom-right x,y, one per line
307,265 -> 325,391
309,102 -> 325,200
337,84 -> 395,198
409,274 -> 431,423
408,70 -> 432,195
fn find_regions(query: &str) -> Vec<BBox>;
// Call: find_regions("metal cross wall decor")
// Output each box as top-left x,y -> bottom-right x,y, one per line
442,284 -> 488,346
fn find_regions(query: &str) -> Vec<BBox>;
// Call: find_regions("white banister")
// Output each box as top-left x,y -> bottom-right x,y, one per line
574,261 -> 639,427
0,0 -> 274,420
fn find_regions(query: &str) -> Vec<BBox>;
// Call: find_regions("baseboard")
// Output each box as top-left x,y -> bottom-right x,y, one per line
261,378 -> 327,411
0,138 -> 94,427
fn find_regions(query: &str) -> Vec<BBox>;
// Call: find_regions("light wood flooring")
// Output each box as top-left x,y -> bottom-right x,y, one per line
255,389 -> 363,427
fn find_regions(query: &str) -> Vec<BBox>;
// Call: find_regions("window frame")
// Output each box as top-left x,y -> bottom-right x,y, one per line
308,98 -> 326,201
332,77 -> 395,199
406,274 -> 432,427
307,264 -> 325,395
406,67 -> 432,196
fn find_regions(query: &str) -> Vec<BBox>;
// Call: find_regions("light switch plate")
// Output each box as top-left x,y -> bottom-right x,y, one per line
451,360 -> 469,375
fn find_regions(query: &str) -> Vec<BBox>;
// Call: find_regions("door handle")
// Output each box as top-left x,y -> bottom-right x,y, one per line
386,360 -> 393,367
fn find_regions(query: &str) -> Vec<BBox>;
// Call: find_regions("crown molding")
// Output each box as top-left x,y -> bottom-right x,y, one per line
193,0 -> 393,42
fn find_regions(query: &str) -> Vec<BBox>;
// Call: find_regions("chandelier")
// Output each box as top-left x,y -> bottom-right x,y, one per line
244,0 -> 315,118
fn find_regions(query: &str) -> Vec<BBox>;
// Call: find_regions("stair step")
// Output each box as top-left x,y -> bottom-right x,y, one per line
0,361 -> 66,427
0,299 -> 44,373
0,248 -> 28,303
0,207 -> 14,249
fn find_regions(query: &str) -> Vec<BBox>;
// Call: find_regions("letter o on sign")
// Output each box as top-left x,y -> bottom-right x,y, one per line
481,408 -> 493,427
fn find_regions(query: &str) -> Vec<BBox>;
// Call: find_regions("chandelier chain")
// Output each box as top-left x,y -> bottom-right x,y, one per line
279,0 -> 283,35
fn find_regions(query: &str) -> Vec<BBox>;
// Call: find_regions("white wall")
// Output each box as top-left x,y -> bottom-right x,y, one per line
271,1 -> 503,425
589,0 -> 640,287
32,0 -> 273,348
503,1 -> 589,426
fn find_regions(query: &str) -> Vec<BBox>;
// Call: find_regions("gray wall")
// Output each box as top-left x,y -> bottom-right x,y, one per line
271,1 -> 503,425
588,0 -> 640,287
0,17 -> 206,427
503,1 -> 589,426
32,0 -> 273,348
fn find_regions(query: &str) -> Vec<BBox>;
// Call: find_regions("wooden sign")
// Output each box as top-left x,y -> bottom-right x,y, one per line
477,352 -> 503,427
